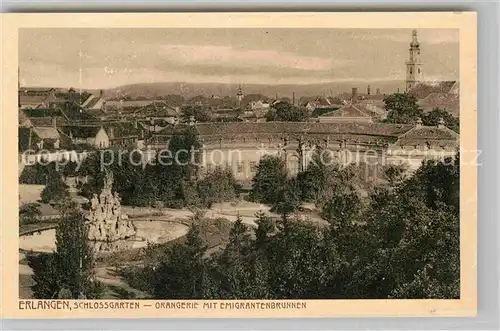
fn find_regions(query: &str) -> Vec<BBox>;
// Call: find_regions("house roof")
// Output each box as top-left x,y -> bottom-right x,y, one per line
133,101 -> 179,117
23,108 -> 63,118
33,127 -> 60,140
18,127 -> 75,152
393,124 -> 459,147
418,93 -> 460,116
408,81 -> 457,99
103,121 -> 142,138
311,107 -> 339,118
19,94 -> 49,107
19,110 -> 31,126
105,100 -> 156,110
81,95 -> 102,109
320,104 -> 371,118
60,126 -> 102,139
28,116 -> 69,127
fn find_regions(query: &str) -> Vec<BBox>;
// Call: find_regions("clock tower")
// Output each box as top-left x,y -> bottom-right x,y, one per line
406,30 -> 423,92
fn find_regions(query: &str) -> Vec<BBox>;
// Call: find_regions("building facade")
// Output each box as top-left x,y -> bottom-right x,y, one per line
149,121 -> 458,184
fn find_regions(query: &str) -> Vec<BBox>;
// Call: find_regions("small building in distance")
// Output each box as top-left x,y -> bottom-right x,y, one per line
60,126 -> 110,149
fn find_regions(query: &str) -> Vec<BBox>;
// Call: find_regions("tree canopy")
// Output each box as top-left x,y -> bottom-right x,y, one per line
28,200 -> 103,299
181,105 -> 212,123
266,101 -> 309,122
422,108 -> 459,133
383,93 -> 424,124
121,154 -> 459,299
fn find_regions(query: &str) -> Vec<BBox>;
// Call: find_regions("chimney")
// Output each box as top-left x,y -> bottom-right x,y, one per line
397,88 -> 400,93
416,117 -> 423,128
292,92 -> 295,106
52,117 -> 57,128
351,87 -> 358,99
367,85 -> 371,95
99,89 -> 103,98
376,88 -> 381,95
28,127 -> 32,148
108,126 -> 114,139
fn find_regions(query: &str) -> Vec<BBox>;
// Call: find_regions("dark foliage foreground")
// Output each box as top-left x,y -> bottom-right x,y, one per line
120,155 -> 459,299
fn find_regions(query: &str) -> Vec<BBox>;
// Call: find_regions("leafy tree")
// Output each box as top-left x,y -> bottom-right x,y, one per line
129,167 -> 159,207
215,216 -> 254,298
422,108 -> 459,133
381,163 -> 409,187
254,211 -> 276,250
28,253 -> 61,299
40,175 -> 69,204
266,218 -> 326,299
250,155 -> 288,205
181,105 -> 212,123
19,202 -> 41,226
152,225 -> 208,299
20,162 -> 58,185
348,155 -> 460,299
168,126 -> 202,179
272,178 -> 302,216
197,167 -> 237,208
266,101 -> 309,122
163,94 -> 185,107
384,93 -> 424,124
29,199 -> 102,299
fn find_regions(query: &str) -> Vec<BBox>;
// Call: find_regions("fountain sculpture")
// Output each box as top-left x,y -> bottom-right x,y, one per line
85,170 -> 136,246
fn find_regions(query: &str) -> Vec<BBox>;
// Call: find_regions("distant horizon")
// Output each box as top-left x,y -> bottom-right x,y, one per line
19,79 -> 459,101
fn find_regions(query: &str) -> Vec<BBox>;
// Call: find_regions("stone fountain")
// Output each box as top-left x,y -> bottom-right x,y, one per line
85,170 -> 136,252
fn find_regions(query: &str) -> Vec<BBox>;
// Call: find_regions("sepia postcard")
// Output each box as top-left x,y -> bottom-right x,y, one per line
1,12 -> 477,318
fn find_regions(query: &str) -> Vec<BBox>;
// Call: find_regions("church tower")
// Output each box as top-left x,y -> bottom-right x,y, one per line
406,30 -> 423,92
236,85 -> 244,107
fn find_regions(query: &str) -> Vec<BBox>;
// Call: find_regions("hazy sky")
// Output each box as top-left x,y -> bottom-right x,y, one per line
19,28 -> 459,89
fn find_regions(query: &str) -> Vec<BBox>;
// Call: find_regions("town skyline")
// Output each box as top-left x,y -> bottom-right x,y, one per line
19,28 -> 459,90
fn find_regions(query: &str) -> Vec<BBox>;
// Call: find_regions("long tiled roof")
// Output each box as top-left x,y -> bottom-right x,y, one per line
159,122 -> 413,138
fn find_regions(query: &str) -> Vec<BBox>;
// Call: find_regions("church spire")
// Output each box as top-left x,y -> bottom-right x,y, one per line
406,29 -> 423,92
236,84 -> 244,107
